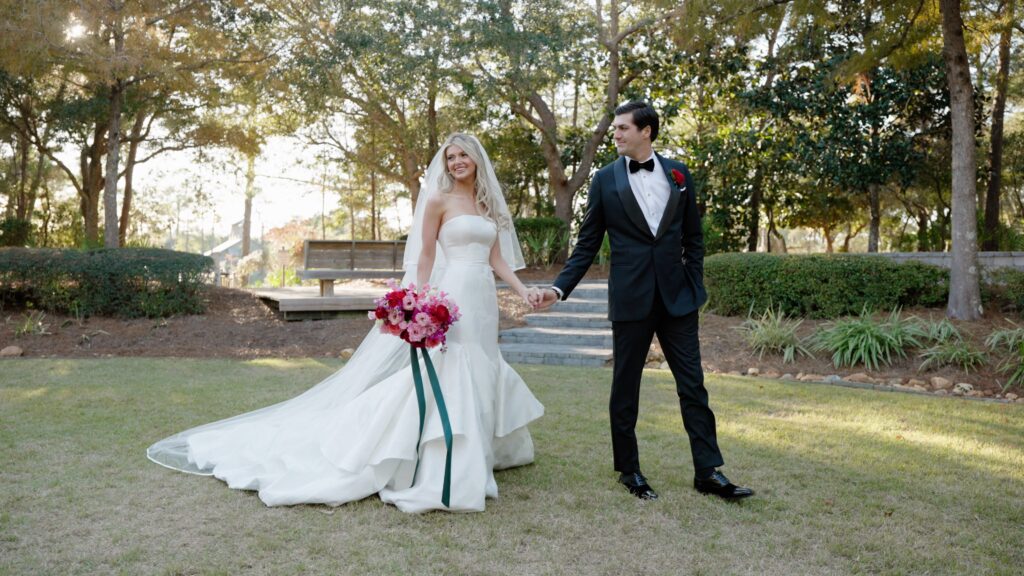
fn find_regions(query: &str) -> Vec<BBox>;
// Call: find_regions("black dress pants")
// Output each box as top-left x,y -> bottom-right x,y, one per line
609,287 -> 724,474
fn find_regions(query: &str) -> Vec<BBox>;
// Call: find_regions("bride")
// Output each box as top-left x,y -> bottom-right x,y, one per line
147,133 -> 545,513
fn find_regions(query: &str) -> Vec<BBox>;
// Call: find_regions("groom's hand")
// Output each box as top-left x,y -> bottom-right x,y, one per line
534,288 -> 558,311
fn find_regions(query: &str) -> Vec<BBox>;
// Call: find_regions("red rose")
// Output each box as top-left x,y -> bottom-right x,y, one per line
375,307 -> 388,319
386,289 -> 405,307
671,169 -> 685,187
431,305 -> 450,324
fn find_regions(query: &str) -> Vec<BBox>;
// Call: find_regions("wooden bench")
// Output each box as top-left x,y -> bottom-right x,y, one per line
298,239 -> 406,296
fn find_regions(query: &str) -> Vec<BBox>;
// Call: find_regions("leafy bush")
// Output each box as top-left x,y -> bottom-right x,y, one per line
918,342 -> 986,373
704,253 -> 948,319
986,324 -> 1024,353
997,344 -> 1024,392
986,325 -> 1024,392
0,217 -> 32,247
915,318 -> 963,345
912,317 -> 986,373
812,308 -> 926,371
0,247 -> 213,318
738,306 -> 812,364
983,267 -> 1024,315
514,217 -> 569,267
14,311 -> 52,336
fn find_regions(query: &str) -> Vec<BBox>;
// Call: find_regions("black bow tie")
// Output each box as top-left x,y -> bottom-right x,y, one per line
629,158 -> 655,173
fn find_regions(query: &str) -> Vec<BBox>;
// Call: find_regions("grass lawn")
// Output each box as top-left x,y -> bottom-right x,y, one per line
1,358 -> 1022,575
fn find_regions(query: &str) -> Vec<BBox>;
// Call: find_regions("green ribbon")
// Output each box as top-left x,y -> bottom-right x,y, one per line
409,346 -> 453,508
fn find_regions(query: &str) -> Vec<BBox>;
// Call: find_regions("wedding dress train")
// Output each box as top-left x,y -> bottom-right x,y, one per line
147,214 -> 544,513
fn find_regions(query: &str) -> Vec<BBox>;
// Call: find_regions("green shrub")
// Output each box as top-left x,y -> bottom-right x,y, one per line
704,253 -> 948,319
14,311 -> 52,336
738,305 -> 812,364
918,342 -> 986,373
915,318 -> 963,345
986,324 -> 1024,392
0,217 -> 32,247
997,344 -> 1024,392
986,324 -> 1024,353
514,217 -> 569,267
812,308 -> 926,371
983,267 -> 1024,315
0,247 -> 213,318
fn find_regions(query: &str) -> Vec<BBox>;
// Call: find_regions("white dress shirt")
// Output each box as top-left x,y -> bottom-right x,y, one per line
625,153 -> 671,237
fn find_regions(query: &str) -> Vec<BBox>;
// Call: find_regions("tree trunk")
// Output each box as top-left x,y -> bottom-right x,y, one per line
242,153 -> 255,257
81,121 -> 106,246
14,133 -> 29,220
916,210 -> 930,252
25,141 -> 48,223
747,171 -> 762,252
982,0 -> 1015,251
370,170 -> 378,240
867,183 -> 881,252
103,7 -> 126,249
118,113 -> 145,245
405,175 -> 421,214
40,180 -> 52,247
746,21 -> 783,253
103,80 -> 123,248
939,0 -> 983,320
427,65 -> 439,155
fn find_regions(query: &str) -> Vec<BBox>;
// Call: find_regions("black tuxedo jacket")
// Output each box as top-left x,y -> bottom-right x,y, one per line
553,153 -> 707,322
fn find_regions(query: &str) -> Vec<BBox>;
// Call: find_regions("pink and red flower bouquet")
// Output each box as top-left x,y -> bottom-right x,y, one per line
368,279 -> 461,350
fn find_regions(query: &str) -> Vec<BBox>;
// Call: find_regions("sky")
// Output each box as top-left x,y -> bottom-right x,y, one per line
55,133 -> 412,243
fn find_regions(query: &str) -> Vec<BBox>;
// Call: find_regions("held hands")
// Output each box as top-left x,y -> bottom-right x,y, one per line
525,287 -> 558,310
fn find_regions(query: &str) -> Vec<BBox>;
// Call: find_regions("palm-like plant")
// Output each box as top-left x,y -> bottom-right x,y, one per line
813,307 -> 925,371
738,306 -> 812,364
986,323 -> 1024,392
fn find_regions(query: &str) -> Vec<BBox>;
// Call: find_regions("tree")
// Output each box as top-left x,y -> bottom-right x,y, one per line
742,8 -> 949,253
982,0 -> 1017,250
0,0 -> 277,247
471,0 -> 692,250
282,0 -> 462,211
939,0 -> 983,319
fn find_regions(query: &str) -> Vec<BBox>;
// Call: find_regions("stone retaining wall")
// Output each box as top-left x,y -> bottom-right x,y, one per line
851,251 -> 1024,270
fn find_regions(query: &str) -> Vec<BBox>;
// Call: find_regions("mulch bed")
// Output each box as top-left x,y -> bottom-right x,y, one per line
2,266 -> 1020,402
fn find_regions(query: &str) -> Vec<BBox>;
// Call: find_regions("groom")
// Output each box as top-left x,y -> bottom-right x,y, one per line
533,101 -> 753,501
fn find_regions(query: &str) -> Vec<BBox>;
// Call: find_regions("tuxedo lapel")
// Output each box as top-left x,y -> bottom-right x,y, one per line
654,153 -> 684,240
613,157 -> 654,239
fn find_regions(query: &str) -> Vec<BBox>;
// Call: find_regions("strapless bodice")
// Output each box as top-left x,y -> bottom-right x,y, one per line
438,214 -> 497,266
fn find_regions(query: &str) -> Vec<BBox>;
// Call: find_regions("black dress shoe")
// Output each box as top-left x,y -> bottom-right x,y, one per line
619,472 -> 658,500
693,470 -> 754,500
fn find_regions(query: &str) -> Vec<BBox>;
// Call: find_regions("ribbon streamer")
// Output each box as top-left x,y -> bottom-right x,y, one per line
409,347 -> 454,507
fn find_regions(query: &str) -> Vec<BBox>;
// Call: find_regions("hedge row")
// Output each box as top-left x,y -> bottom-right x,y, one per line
0,247 -> 213,318
704,253 -> 949,319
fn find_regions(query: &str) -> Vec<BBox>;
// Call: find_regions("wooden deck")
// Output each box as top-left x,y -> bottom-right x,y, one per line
252,285 -> 386,321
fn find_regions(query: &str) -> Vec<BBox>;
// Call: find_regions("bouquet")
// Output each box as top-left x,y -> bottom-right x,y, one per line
369,279 -> 461,351
368,278 -> 461,506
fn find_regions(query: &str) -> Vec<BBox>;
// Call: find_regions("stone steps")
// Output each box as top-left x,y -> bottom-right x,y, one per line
499,342 -> 613,367
523,312 -> 612,329
500,326 -> 614,347
500,282 -> 613,366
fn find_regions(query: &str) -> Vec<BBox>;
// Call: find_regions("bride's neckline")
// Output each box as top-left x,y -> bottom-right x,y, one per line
442,213 -> 486,226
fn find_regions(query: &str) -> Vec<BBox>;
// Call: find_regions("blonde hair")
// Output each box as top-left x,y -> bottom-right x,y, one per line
437,133 -> 511,230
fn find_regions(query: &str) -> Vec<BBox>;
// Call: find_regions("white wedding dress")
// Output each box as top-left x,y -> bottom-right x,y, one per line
147,214 -> 544,513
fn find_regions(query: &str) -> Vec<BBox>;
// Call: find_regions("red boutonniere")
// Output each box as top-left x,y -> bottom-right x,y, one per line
670,168 -> 685,188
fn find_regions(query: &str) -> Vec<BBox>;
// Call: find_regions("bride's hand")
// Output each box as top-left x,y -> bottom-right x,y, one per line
520,287 -> 537,307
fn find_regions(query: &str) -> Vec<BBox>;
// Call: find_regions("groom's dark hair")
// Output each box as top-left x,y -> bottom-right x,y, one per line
614,101 -> 659,141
